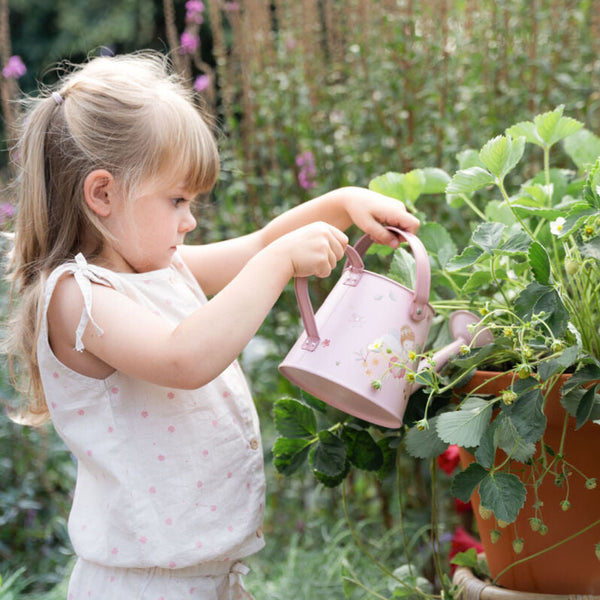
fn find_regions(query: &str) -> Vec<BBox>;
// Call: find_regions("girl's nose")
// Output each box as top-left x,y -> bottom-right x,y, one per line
180,207 -> 197,233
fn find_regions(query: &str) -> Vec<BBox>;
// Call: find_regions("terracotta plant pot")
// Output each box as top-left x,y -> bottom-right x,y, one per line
457,370 -> 600,595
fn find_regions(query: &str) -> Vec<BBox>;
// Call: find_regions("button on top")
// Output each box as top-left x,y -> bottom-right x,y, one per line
250,438 -> 259,450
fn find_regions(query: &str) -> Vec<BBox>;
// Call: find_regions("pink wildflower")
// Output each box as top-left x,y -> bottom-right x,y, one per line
193,74 -> 210,92
180,31 -> 200,54
295,151 -> 317,190
186,1 -> 205,24
2,55 -> 26,79
0,202 -> 16,227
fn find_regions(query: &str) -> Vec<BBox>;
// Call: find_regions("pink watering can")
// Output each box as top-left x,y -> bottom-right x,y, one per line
279,227 -> 492,428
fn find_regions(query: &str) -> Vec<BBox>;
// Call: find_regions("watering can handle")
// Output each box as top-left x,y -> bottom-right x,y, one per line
294,227 -> 430,351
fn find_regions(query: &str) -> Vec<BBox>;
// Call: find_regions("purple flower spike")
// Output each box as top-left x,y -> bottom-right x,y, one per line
193,74 -> 210,92
186,0 -> 205,24
2,55 -> 26,79
0,202 -> 16,227
295,151 -> 317,190
180,31 -> 200,54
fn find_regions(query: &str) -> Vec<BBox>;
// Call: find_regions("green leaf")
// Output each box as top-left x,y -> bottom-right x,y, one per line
475,417 -> 500,468
422,167 -> 452,194
501,231 -> 531,254
273,398 -> 317,438
451,547 -> 479,568
405,416 -> 448,459
463,270 -> 493,293
451,461 -> 488,502
341,427 -> 383,471
313,458 -> 350,488
496,415 -> 536,462
311,430 -> 347,477
514,282 -> 569,337
576,384 -> 599,430
563,128 -> 600,171
538,345 -> 580,380
389,247 -> 416,288
478,472 -> 527,523
562,363 -> 600,394
436,397 -> 494,447
534,105 -> 583,147
506,121 -> 542,147
472,222 -> 505,253
528,241 -> 551,285
583,158 -> 600,209
479,135 -> 525,181
446,245 -> 484,271
272,437 -> 313,475
369,171 -> 408,203
446,166 -> 495,195
457,148 -> 486,169
418,222 -> 457,269
502,389 -> 546,444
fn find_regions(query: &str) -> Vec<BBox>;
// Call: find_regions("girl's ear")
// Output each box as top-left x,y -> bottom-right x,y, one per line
84,169 -> 116,217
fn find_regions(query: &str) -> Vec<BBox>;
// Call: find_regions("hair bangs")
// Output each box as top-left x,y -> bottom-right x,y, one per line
147,95 -> 220,197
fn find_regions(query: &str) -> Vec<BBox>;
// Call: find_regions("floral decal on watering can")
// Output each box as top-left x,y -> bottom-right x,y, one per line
360,326 -> 420,390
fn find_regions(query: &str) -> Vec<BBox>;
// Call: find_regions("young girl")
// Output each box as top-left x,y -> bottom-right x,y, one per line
4,52 -> 419,599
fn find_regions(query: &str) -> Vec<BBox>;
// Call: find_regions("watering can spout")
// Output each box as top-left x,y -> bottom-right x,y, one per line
408,310 -> 494,395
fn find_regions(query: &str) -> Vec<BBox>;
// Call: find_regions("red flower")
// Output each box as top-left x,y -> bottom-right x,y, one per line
454,498 -> 473,514
437,444 -> 460,475
449,526 -> 484,564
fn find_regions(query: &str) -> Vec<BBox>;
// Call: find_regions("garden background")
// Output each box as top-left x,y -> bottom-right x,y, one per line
0,0 -> 599,598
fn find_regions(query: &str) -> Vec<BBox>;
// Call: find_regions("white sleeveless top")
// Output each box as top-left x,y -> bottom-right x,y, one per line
37,252 -> 266,570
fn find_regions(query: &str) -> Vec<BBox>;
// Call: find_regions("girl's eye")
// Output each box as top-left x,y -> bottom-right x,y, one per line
172,197 -> 187,207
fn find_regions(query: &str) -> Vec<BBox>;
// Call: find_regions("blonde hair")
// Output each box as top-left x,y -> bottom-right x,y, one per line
4,51 -> 220,425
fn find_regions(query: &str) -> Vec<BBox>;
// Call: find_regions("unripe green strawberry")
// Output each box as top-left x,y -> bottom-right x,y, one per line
497,519 -> 509,529
512,538 -> 524,554
560,500 -> 571,511
565,257 -> 580,275
586,478 -> 597,490
539,523 -> 549,536
490,529 -> 501,543
529,517 -> 541,532
478,505 -> 493,520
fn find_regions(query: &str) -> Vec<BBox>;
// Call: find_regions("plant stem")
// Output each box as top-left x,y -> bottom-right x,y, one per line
493,516 -> 600,584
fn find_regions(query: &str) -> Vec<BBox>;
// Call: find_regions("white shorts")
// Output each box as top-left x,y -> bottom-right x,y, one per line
67,558 -> 254,600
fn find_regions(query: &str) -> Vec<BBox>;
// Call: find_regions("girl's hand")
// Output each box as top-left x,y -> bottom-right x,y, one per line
269,221 -> 348,279
342,187 -> 420,249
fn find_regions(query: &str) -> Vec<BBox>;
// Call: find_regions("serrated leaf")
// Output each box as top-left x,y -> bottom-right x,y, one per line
436,397 -> 493,447
457,148 -> 486,169
562,363 -> 600,394
389,247 -> 416,288
273,398 -> 317,438
538,345 -> 579,380
272,437 -> 313,476
514,282 -> 569,336
422,167 -> 452,194
451,547 -> 479,568
478,472 -> 527,523
369,171 -> 407,203
576,384 -> 599,430
451,461 -> 488,502
418,222 -> 457,268
405,416 -> 448,458
563,128 -> 600,171
475,417 -> 500,468
528,241 -> 551,284
502,389 -> 546,444
506,121 -> 542,147
446,166 -> 495,195
446,245 -> 484,271
341,427 -> 383,471
496,415 -> 536,462
501,231 -> 532,254
472,222 -> 505,253
311,430 -> 347,477
403,169 -> 426,203
537,110 -> 583,147
479,135 -> 525,180
463,270 -> 493,293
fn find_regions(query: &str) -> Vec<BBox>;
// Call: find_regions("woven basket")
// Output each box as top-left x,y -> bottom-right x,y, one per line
453,566 -> 600,600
